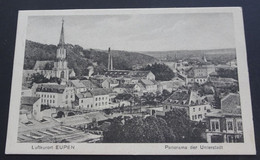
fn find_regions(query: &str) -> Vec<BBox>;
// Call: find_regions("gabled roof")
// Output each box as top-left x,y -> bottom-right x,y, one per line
90,88 -> 108,96
140,79 -> 155,86
163,90 -> 190,105
221,93 -> 241,115
81,80 -> 99,88
33,61 -> 54,70
36,84 -> 66,93
103,78 -> 118,84
76,92 -> 93,99
104,70 -> 153,78
21,96 -> 40,105
70,80 -> 86,88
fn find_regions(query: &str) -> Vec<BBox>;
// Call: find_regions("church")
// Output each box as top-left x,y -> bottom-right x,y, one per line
23,20 -> 75,82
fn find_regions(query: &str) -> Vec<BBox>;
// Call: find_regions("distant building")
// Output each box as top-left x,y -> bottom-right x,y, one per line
68,79 -> 99,94
205,93 -> 243,143
209,77 -> 238,88
104,70 -> 155,81
186,67 -> 208,84
226,59 -> 237,67
101,78 -> 119,89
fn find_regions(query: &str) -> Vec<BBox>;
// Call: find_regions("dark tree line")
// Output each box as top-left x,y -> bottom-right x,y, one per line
141,63 -> 175,81
103,108 -> 206,143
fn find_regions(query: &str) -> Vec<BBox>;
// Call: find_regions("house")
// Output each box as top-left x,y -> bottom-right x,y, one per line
81,80 -> 99,90
205,93 -> 243,143
157,78 -> 184,93
20,96 -> 56,121
209,77 -> 238,88
101,78 -> 119,89
35,84 -> 75,108
139,79 -> 158,93
90,88 -> 110,110
162,90 -> 211,121
104,70 -> 155,80
75,92 -> 94,110
186,67 -> 208,84
68,80 -> 88,93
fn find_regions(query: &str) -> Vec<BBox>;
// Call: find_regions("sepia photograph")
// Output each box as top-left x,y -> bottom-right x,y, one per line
5,8 -> 255,154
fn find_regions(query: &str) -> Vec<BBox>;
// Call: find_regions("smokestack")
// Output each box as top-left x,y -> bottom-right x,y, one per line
108,47 -> 111,71
110,48 -> 113,71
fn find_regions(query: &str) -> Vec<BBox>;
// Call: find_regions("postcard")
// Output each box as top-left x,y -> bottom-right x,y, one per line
5,7 -> 256,155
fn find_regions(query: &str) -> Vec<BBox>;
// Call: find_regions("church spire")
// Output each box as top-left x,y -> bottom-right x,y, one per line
58,19 -> 65,47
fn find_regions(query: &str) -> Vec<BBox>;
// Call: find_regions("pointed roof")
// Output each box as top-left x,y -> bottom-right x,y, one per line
58,19 -> 65,47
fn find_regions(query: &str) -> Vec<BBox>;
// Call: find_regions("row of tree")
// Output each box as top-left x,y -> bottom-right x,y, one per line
103,108 -> 206,143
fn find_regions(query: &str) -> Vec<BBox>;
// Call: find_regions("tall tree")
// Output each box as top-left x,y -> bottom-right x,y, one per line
141,63 -> 175,81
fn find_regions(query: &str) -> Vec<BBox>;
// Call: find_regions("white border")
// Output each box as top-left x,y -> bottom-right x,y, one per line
5,7 -> 256,155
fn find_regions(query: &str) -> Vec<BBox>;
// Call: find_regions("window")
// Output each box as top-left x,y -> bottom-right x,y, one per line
192,115 -> 194,120
211,120 -> 220,131
96,98 -> 98,101
195,115 -> 197,119
50,95 -> 52,98
237,121 -> 243,131
53,95 -> 55,98
193,108 -> 195,112
102,97 -> 104,100
227,121 -> 233,131
99,97 -> 101,101
95,103 -> 97,106
87,104 -> 89,108
199,107 -> 201,111
81,100 -> 83,103
204,106 -> 206,110
47,95 -> 49,98
53,100 -> 55,103
71,95 -> 73,98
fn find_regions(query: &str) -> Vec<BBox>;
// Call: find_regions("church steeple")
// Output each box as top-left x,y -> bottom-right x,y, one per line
56,19 -> 67,60
58,19 -> 65,47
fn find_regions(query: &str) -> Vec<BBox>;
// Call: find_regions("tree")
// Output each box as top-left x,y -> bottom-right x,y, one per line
141,63 -> 175,81
103,116 -> 176,143
216,68 -> 238,80
30,73 -> 49,84
103,116 -> 124,143
164,108 -> 191,142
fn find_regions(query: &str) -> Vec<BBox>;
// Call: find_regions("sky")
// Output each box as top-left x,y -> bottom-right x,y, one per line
26,13 -> 235,52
